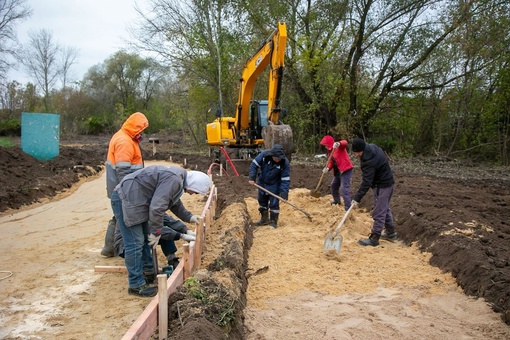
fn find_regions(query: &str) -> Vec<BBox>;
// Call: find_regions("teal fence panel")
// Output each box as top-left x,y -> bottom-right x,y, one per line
21,112 -> 60,161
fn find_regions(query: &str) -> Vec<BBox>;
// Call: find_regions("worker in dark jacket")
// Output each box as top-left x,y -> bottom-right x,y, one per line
248,144 -> 290,228
351,138 -> 396,246
111,165 -> 211,297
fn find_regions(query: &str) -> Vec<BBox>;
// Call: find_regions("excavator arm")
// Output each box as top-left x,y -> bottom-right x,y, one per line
236,22 -> 287,130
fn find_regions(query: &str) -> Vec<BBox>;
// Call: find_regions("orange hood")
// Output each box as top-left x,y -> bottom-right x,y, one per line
121,112 -> 149,138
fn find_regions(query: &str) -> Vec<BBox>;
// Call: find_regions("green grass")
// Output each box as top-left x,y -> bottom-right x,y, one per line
0,137 -> 15,147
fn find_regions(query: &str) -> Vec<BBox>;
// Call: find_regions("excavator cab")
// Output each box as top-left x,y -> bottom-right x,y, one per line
249,100 -> 268,141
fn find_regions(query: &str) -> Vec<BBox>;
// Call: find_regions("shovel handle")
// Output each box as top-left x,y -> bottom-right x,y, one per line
253,183 -> 312,220
314,150 -> 335,191
332,204 -> 355,237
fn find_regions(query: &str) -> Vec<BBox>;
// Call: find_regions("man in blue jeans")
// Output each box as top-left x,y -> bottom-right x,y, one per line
111,166 -> 211,297
350,138 -> 396,247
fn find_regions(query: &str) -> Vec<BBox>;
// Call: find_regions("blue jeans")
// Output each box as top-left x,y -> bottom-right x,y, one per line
111,191 -> 153,288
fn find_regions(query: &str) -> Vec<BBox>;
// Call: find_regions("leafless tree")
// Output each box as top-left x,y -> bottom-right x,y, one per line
60,45 -> 79,89
0,0 -> 32,79
22,29 -> 61,110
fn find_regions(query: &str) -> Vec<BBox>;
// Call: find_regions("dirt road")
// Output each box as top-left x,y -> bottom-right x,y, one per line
0,162 -> 204,339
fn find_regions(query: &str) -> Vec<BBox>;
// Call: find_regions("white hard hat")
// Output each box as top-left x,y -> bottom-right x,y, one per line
185,171 -> 211,195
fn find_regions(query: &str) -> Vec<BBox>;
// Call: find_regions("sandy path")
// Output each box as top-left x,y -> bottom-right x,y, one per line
243,189 -> 510,339
0,162 -> 203,339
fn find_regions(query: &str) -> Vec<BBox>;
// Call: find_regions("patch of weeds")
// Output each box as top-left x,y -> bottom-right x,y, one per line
184,277 -> 208,302
182,277 -> 237,327
0,137 -> 15,147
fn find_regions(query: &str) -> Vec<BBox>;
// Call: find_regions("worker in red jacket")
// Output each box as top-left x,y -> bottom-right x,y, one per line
320,135 -> 353,211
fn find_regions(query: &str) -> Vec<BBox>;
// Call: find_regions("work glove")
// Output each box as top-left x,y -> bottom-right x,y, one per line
322,167 -> 329,174
186,230 -> 196,237
148,233 -> 161,247
333,142 -> 340,149
181,234 -> 196,242
190,215 -> 200,224
351,200 -> 359,207
280,192 -> 289,200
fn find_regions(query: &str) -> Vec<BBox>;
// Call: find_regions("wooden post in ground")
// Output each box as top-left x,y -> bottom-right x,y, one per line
194,217 -> 204,269
212,186 -> 217,216
158,274 -> 168,340
183,243 -> 190,279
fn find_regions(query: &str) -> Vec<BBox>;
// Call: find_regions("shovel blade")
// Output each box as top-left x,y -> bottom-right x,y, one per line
323,233 -> 343,253
310,190 -> 321,198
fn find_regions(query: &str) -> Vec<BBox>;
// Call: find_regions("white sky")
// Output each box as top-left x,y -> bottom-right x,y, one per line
8,0 -> 148,85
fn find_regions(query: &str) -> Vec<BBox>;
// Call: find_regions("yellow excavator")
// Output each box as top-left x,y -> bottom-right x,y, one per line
206,22 -> 293,162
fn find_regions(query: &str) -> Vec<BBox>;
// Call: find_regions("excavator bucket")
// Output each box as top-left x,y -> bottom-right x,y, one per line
262,124 -> 293,158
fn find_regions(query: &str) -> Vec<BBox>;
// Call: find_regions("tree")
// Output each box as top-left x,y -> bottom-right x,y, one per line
129,0 -> 253,138
81,51 -> 167,130
60,45 -> 79,90
22,29 -> 61,110
0,0 -> 32,80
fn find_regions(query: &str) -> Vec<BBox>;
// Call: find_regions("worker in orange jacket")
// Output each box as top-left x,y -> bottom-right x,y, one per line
101,112 -> 148,257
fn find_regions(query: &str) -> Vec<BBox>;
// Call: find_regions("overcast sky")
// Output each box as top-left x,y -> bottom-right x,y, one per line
9,0 -> 148,84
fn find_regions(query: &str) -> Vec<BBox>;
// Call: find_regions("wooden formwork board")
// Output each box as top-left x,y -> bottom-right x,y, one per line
120,184 -> 216,340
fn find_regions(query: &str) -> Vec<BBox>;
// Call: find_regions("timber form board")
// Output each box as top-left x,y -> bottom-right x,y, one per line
94,183 -> 217,340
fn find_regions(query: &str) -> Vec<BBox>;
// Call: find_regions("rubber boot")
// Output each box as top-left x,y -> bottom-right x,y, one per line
381,227 -> 398,241
101,217 -> 116,257
358,233 -> 380,246
255,210 -> 269,226
268,212 -> 279,228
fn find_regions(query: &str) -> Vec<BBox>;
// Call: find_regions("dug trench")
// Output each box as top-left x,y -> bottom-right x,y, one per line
157,156 -> 510,339
0,136 -> 509,338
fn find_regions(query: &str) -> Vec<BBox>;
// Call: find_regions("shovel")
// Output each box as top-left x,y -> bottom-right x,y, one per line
151,243 -> 159,278
310,150 -> 334,198
252,183 -> 313,221
323,204 -> 354,253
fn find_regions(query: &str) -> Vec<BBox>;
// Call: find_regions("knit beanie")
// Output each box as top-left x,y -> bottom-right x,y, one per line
352,138 -> 366,152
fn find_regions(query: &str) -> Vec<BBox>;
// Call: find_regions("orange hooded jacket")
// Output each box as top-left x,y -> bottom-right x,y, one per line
106,112 -> 149,198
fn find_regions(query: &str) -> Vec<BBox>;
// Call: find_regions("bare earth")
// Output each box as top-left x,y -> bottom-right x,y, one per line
0,135 -> 509,339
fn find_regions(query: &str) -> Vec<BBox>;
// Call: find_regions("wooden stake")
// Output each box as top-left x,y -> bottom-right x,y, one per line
183,244 -> 190,279
158,274 -> 168,340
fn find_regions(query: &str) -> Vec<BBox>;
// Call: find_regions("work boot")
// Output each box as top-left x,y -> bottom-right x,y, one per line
381,227 -> 398,241
330,200 -> 340,206
255,210 -> 269,226
128,283 -> 157,297
268,212 -> 279,228
358,233 -> 380,247
100,217 -> 116,257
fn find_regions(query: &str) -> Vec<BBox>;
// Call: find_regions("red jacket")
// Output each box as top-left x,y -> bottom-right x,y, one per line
320,135 -> 353,175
